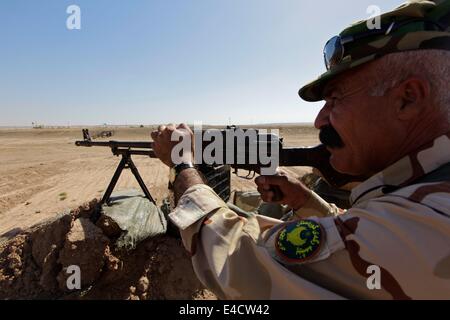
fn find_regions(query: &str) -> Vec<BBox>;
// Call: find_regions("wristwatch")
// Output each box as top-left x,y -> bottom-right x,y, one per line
169,162 -> 196,185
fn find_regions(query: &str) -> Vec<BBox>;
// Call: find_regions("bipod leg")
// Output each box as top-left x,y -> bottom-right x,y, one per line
127,156 -> 156,204
101,154 -> 128,205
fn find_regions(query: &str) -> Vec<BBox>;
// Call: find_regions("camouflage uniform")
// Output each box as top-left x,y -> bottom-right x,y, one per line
170,134 -> 450,299
169,1 -> 450,299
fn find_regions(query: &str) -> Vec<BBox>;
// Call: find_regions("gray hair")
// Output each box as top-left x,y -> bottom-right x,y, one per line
368,50 -> 450,121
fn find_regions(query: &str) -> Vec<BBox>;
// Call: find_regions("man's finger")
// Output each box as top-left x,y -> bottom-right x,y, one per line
158,124 -> 166,132
261,190 -> 274,202
255,176 -> 283,193
256,175 -> 288,187
255,176 -> 265,186
150,130 -> 159,140
257,185 -> 268,195
256,184 -> 275,202
177,123 -> 189,130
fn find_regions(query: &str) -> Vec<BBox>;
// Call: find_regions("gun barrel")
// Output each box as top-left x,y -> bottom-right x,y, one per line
75,140 -> 153,149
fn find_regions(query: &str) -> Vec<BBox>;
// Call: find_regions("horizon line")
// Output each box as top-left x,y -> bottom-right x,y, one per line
0,121 -> 315,129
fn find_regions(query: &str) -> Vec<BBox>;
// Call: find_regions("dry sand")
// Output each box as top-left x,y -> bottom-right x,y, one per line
0,125 -> 319,239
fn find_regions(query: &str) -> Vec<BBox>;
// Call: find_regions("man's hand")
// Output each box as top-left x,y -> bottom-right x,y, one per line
255,169 -> 311,210
151,123 -> 194,167
151,123 -> 203,203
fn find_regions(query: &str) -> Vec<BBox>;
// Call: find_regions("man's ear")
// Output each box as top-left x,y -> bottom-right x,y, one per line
393,76 -> 431,120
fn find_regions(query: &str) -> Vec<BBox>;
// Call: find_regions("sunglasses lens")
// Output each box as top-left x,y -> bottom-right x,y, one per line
323,36 -> 343,70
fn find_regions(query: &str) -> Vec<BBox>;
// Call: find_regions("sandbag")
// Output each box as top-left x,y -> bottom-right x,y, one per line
101,189 -> 167,250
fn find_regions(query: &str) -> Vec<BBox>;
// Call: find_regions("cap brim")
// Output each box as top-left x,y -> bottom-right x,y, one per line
298,69 -> 337,102
298,55 -> 376,102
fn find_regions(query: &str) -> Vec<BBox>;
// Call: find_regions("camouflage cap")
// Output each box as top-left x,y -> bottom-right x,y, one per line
298,0 -> 450,102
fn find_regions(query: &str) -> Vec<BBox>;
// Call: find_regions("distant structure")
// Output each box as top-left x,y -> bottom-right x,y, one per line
32,122 -> 43,129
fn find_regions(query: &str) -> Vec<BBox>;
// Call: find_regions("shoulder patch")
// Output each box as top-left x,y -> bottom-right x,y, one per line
275,219 -> 323,263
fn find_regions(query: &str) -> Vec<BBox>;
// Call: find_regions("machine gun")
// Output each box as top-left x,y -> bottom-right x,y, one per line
75,127 -> 362,205
76,129 -> 232,205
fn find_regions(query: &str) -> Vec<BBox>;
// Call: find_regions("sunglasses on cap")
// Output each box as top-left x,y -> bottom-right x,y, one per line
323,18 -> 446,70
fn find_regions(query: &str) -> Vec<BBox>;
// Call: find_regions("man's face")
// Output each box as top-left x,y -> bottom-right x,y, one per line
314,65 -> 403,176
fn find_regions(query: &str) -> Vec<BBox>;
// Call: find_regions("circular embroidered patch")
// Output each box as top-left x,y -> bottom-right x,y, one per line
275,219 -> 323,263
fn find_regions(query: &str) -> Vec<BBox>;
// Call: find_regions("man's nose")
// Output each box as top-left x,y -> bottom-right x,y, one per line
314,102 -> 332,129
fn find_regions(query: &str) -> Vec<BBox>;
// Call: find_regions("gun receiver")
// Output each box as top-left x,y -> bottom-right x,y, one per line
75,127 -> 363,205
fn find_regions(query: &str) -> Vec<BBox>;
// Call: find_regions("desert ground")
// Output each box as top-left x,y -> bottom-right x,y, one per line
0,125 -> 319,240
0,124 -> 320,299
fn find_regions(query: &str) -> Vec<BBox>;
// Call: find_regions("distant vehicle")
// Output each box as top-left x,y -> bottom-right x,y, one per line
91,130 -> 115,139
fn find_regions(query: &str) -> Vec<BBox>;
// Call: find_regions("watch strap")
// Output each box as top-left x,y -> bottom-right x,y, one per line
169,162 -> 195,186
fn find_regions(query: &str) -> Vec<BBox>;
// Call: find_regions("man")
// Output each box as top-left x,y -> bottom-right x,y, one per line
151,0 -> 450,299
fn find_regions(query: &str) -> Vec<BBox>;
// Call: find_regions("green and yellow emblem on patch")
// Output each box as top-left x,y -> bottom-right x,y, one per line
275,219 -> 323,263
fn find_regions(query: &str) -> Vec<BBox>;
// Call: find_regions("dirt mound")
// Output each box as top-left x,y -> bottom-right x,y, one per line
0,200 -> 216,300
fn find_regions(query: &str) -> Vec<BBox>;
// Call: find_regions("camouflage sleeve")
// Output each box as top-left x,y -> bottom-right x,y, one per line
171,184 -> 450,299
169,184 -> 344,299
293,190 -> 345,219
265,194 -> 450,299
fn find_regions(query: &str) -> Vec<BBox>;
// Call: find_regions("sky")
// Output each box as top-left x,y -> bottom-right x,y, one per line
0,0 -> 402,126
